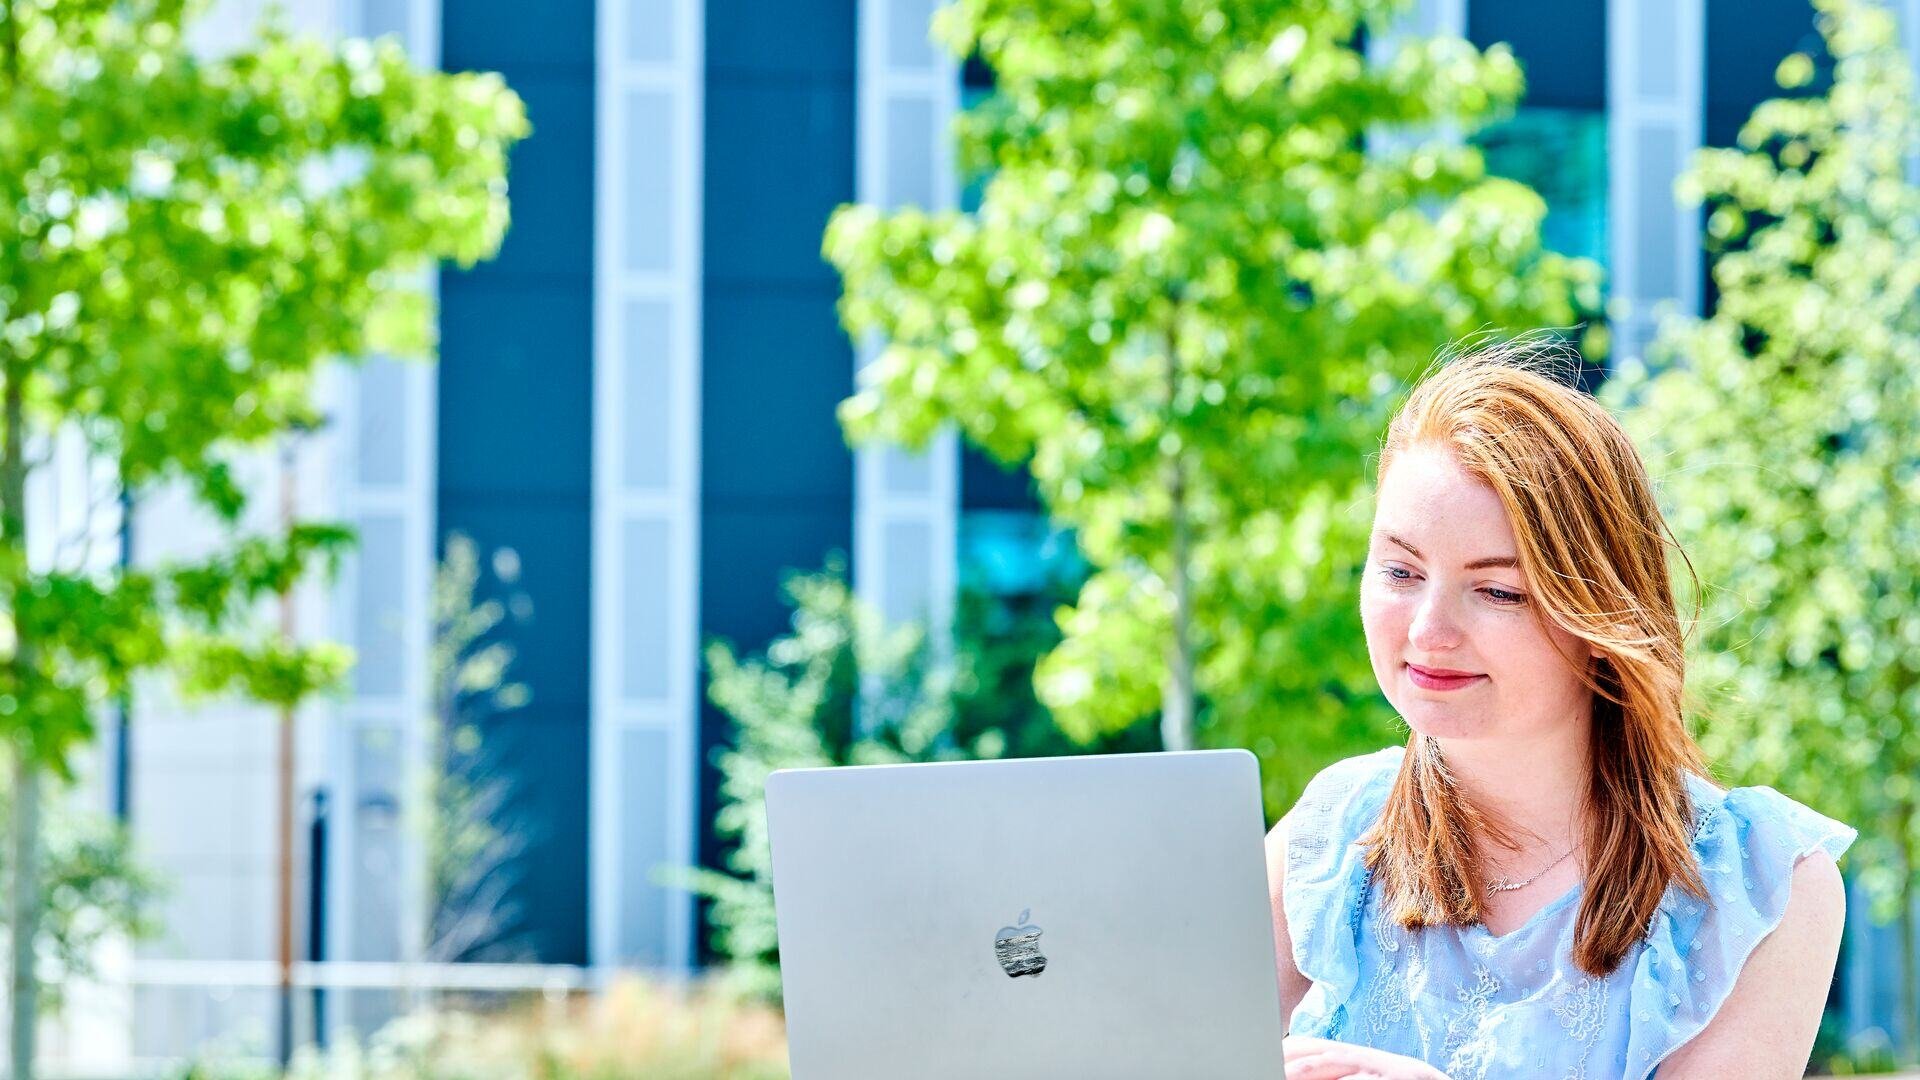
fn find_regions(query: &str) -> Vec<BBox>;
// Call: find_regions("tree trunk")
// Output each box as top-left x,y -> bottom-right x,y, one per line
1162,445 -> 1194,752
1,8 -> 38,1076
1160,314 -> 1195,752
8,754 -> 36,1080
4,351 -> 38,1080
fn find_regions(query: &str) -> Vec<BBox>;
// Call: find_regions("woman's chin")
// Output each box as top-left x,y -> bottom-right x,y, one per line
1397,707 -> 1488,741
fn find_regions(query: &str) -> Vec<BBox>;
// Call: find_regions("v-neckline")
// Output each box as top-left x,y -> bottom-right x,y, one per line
1467,878 -> 1586,942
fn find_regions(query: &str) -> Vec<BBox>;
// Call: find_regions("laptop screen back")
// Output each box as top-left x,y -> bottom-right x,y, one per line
766,749 -> 1287,1079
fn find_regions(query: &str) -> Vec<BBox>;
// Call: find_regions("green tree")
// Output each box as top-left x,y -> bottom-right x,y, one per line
0,1 -> 526,1072
825,0 -> 1599,813
1602,0 -> 1919,1060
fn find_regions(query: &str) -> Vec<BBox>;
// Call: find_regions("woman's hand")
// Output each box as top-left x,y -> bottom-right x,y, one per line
1283,1035 -> 1451,1080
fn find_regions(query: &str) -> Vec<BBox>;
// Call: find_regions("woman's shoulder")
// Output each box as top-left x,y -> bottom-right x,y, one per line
1283,744 -> 1404,881
1279,745 -> 1406,1022
1678,770 -> 1856,879
1294,744 -> 1405,817
1618,771 -> 1857,1076
1661,770 -> 1856,943
1657,770 -> 1856,961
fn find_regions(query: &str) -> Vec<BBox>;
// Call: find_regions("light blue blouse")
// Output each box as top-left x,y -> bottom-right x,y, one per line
1283,745 -> 1857,1080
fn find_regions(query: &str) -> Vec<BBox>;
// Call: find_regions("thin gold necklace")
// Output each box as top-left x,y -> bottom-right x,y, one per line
1486,844 -> 1577,893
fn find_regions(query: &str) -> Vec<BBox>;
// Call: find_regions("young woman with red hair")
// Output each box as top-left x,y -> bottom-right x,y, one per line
1269,345 -> 1853,1080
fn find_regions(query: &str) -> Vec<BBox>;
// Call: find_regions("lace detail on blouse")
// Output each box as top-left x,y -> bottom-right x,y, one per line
1440,964 -> 1500,1078
1549,972 -> 1608,1080
1361,878 -> 1415,1037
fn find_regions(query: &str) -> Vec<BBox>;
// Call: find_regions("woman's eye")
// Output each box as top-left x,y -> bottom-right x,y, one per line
1376,566 -> 1525,606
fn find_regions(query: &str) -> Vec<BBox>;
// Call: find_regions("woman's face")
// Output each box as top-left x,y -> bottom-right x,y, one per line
1360,444 -> 1598,743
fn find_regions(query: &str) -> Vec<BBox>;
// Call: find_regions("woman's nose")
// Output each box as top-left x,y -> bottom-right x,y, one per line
1408,591 -> 1463,650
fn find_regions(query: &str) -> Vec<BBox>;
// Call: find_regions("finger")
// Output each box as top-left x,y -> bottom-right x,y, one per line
1285,1053 -> 1371,1080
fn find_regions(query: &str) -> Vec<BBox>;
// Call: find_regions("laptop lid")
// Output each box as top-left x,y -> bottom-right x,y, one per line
766,749 -> 1286,1079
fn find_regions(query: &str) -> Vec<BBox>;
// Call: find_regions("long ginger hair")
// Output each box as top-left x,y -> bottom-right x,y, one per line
1358,342 -> 1712,978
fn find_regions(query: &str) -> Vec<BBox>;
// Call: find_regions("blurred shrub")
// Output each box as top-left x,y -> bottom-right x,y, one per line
1808,1014 -> 1900,1076
419,532 -> 536,964
663,552 -> 1155,1002
0,763 -> 156,1012
181,978 -> 787,1080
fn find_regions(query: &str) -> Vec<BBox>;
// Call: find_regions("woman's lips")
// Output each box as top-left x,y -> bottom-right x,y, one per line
1406,663 -> 1487,691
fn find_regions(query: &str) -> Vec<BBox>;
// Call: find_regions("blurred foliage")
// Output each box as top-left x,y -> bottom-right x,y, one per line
950,515 -> 1160,760
0,758 -> 157,1014
663,553 -> 1154,1003
419,532 -> 533,964
1809,1012 -> 1901,1077
825,0 -> 1601,813
1602,0 -> 1920,1058
181,978 -> 789,1080
0,0 -> 525,1064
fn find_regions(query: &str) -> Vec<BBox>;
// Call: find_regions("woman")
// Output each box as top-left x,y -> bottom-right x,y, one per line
1267,345 -> 1854,1080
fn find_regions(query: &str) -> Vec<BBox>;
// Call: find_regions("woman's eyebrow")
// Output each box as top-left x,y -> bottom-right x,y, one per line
1378,532 -> 1520,570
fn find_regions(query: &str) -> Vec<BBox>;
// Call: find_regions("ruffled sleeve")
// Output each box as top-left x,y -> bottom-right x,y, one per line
1281,744 -> 1405,1036
1624,774 -> 1857,1078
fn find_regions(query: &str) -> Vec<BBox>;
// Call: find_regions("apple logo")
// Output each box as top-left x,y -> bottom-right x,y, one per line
994,908 -> 1047,978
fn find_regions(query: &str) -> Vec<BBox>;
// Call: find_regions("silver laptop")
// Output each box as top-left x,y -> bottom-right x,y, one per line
765,749 -> 1286,1078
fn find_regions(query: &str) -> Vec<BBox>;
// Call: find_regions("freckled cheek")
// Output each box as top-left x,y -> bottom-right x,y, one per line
1472,624 -> 1565,688
1358,588 -> 1412,649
